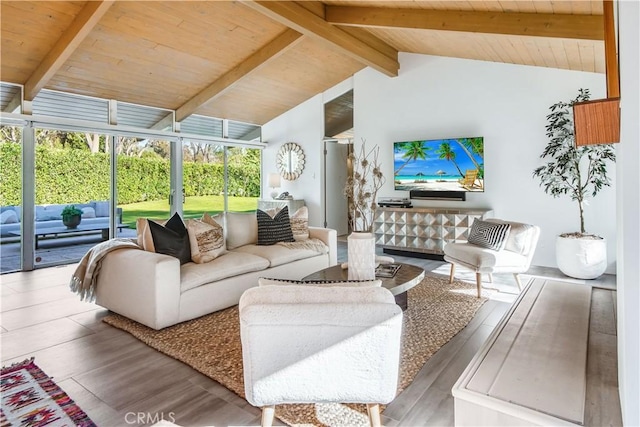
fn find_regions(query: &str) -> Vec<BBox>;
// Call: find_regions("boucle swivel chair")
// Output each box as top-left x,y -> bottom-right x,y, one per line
239,282 -> 403,427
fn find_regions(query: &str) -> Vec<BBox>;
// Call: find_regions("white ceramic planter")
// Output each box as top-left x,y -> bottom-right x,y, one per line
556,235 -> 607,279
347,231 -> 376,280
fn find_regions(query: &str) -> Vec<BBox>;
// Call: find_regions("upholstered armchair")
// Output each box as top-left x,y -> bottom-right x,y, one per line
239,282 -> 403,427
443,219 -> 540,298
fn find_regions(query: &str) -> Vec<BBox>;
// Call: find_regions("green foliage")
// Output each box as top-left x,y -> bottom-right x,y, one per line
61,205 -> 83,220
532,89 -> 616,234
0,143 -> 261,206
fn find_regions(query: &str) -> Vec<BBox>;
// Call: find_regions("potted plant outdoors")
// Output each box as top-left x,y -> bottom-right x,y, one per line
343,140 -> 385,280
533,88 -> 616,279
61,205 -> 83,229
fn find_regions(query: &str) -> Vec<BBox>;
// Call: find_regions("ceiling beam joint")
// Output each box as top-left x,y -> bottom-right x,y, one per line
242,1 -> 399,77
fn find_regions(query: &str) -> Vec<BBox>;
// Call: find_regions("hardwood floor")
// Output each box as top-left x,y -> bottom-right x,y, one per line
0,242 -> 620,427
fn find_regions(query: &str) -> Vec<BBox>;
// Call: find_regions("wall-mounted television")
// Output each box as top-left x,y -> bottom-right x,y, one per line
394,137 -> 484,193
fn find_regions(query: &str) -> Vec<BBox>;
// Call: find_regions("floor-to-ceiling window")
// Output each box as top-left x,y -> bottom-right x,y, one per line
0,125 -> 22,273
226,146 -> 261,212
182,140 -> 225,218
116,136 -> 172,231
32,129 -> 113,268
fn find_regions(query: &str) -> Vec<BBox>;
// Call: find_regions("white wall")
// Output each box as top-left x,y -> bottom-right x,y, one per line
261,95 -> 325,227
354,54 -> 614,271
616,0 -> 640,424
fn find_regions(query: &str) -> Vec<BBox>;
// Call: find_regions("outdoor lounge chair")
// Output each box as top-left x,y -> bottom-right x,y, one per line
459,169 -> 480,190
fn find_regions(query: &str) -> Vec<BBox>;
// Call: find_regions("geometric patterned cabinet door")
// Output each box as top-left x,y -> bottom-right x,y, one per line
373,207 -> 493,256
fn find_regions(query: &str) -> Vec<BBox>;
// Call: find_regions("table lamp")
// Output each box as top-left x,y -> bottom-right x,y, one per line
268,173 -> 281,199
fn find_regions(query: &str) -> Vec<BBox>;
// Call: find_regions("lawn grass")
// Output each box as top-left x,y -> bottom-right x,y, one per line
119,195 -> 258,227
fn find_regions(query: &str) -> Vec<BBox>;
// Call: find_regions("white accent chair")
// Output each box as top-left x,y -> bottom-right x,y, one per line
443,219 -> 540,298
239,284 -> 403,427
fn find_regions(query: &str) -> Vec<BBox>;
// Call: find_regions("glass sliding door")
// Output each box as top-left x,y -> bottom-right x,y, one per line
182,140 -> 224,219
32,129 -> 111,267
0,126 -> 23,273
226,146 -> 261,212
116,136 -> 172,238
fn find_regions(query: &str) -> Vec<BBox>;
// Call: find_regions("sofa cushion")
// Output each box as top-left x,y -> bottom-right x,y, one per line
148,213 -> 191,265
467,219 -> 511,251
232,243 -> 321,267
81,207 -> 96,218
93,201 -> 110,217
180,251 -> 270,293
257,207 -> 295,245
258,277 -> 382,288
187,214 -> 225,264
36,205 -> 64,221
0,209 -> 18,224
226,212 -> 258,250
445,242 -> 528,270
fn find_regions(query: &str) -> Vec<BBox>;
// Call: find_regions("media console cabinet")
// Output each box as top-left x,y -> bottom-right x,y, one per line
372,207 -> 492,257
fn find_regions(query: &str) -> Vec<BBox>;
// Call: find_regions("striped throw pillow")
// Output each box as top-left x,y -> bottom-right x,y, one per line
467,219 -> 511,251
257,206 -> 295,245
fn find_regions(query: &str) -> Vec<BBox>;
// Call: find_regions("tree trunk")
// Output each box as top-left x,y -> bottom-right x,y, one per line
578,197 -> 585,234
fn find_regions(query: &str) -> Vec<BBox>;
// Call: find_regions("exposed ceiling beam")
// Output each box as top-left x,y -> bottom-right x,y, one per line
2,93 -> 22,114
175,29 -> 303,122
242,1 -> 399,77
24,0 -> 114,101
603,0 -> 619,97
325,6 -> 604,41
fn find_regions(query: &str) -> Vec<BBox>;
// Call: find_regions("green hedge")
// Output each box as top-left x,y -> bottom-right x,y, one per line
0,143 -> 260,206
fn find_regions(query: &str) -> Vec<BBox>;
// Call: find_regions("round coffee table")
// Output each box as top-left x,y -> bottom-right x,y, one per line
302,263 -> 425,310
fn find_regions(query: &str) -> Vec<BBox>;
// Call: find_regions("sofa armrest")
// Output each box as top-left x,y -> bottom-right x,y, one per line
95,248 -> 181,330
308,226 -> 337,266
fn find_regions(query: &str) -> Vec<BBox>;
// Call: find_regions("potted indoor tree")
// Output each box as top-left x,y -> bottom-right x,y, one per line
533,88 -> 616,279
61,205 -> 83,229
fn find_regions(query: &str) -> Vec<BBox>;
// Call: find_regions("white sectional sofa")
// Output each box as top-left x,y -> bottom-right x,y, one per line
94,212 -> 337,330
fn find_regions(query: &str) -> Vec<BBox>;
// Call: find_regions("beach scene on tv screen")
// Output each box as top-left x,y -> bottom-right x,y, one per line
394,137 -> 484,192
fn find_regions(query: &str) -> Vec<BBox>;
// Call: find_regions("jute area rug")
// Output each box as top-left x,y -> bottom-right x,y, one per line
104,275 -> 487,427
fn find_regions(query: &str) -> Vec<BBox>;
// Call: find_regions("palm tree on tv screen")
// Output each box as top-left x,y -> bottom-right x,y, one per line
394,141 -> 429,176
436,141 -> 464,177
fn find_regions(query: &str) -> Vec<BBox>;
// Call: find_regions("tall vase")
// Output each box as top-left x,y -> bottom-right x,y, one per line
347,231 -> 376,280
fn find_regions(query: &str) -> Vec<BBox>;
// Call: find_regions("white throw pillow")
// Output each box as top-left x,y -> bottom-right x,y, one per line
0,210 -> 18,224
81,207 -> 96,218
258,277 -> 382,288
226,212 -> 258,249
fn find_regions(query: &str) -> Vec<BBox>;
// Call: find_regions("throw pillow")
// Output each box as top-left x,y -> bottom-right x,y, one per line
136,217 -> 168,252
186,216 -> 225,263
148,213 -> 192,265
467,219 -> 511,251
257,206 -> 294,245
0,209 -> 18,224
290,206 -> 309,241
81,207 -> 96,218
226,212 -> 258,249
258,277 -> 382,288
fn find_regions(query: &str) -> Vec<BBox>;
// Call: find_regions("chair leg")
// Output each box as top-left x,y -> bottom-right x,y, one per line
514,273 -> 523,291
261,405 -> 275,427
366,403 -> 382,427
488,273 -> 493,283
476,272 -> 482,298
449,263 -> 456,283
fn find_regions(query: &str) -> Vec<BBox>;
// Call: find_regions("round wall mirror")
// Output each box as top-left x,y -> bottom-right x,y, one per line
276,142 -> 305,180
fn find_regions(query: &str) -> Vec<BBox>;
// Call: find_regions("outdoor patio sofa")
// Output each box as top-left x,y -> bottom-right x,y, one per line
94,211 -> 338,330
0,201 -> 121,240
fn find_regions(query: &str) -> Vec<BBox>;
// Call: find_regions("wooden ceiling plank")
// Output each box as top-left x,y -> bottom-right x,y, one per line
242,1 -> 399,77
175,29 -> 303,122
23,0 -> 114,101
325,6 -> 604,41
